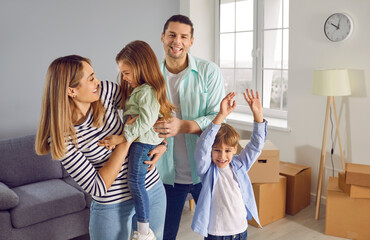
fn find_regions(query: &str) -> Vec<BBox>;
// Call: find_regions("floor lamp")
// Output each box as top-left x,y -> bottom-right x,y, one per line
312,69 -> 351,220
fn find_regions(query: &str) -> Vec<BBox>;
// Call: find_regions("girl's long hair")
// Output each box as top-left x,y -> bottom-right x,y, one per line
35,55 -> 105,160
116,40 -> 176,120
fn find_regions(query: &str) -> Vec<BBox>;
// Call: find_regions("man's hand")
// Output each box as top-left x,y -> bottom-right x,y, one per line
144,143 -> 167,170
243,89 -> 263,123
153,116 -> 182,138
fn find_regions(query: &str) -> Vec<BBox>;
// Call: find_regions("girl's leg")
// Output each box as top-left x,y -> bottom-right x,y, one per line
133,179 -> 166,239
89,199 -> 135,240
128,143 -> 156,225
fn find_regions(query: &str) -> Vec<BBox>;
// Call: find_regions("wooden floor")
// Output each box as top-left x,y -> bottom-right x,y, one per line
177,202 -> 349,240
73,202 -> 349,240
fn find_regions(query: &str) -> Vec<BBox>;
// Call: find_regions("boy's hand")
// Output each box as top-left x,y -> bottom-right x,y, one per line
219,92 -> 237,116
213,92 -> 236,125
243,89 -> 263,123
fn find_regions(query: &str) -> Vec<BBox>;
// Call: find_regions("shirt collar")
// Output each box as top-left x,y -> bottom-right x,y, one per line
162,53 -> 199,74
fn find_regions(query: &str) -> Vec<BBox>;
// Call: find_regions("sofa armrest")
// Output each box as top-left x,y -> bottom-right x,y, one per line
0,182 -> 19,210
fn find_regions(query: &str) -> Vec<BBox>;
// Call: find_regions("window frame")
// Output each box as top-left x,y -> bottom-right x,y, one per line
215,0 -> 289,120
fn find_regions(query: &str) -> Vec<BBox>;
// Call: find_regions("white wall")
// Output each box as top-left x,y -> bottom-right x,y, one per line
0,0 -> 179,139
185,0 -> 370,199
180,0 -> 215,62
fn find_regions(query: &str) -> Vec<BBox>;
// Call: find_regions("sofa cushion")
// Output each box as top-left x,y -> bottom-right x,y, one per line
0,182 -> 19,210
0,135 -> 63,188
10,179 -> 86,228
63,176 -> 93,208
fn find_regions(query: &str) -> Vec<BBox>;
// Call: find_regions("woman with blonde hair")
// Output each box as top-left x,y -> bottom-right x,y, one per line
35,55 -> 167,240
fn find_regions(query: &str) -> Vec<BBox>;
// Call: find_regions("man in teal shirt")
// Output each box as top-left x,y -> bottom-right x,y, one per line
153,14 -> 225,240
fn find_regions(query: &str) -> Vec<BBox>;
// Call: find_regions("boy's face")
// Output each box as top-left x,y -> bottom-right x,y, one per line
211,143 -> 237,168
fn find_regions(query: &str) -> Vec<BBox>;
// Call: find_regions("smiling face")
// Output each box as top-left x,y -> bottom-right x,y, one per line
211,143 -> 237,168
118,61 -> 139,88
161,21 -> 194,62
68,61 -> 101,105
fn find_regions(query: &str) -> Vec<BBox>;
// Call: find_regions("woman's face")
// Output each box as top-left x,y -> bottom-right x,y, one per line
69,61 -> 101,105
118,61 -> 139,88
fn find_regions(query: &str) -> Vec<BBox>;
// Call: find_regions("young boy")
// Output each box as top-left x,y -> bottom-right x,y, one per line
191,90 -> 267,240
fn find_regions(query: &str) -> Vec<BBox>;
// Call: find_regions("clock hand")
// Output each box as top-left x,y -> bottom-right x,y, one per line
338,15 -> 343,28
331,23 -> 339,30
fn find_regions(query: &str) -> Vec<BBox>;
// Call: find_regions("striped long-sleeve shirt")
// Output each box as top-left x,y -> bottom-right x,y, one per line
60,80 -> 160,204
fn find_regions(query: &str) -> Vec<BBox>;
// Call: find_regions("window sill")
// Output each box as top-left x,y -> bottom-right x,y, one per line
226,112 -> 291,133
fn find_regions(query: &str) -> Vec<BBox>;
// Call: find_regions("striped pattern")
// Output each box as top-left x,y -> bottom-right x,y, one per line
60,80 -> 160,204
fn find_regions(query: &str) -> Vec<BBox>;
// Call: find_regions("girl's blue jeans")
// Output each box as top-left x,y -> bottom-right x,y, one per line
127,142 -> 156,223
89,179 -> 166,240
205,229 -> 248,240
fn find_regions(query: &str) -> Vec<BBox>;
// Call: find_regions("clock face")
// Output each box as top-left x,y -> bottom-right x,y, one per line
324,13 -> 353,42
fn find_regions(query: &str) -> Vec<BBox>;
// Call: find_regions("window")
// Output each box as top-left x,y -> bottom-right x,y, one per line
217,0 -> 289,119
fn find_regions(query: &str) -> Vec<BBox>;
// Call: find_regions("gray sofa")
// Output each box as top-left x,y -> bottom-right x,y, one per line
0,135 -> 92,240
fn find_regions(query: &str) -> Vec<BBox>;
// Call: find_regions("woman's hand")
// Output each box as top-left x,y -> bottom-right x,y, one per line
144,142 -> 167,170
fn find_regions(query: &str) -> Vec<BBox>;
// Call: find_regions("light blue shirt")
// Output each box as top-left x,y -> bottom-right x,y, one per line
156,54 -> 225,185
191,121 -> 267,237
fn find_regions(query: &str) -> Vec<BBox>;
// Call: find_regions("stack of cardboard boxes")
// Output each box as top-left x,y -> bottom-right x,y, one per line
237,140 -> 311,227
325,163 -> 370,239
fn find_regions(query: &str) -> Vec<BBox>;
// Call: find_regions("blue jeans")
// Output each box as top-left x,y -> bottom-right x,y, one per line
205,229 -> 248,240
89,180 -> 166,240
128,142 -> 156,223
163,182 -> 202,240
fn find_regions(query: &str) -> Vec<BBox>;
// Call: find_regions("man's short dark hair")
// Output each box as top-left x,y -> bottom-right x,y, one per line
163,14 -> 194,37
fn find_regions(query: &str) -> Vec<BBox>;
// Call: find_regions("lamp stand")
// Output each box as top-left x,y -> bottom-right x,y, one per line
315,96 -> 345,220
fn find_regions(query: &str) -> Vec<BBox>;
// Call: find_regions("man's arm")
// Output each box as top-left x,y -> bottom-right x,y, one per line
154,62 -> 224,137
154,117 -> 202,138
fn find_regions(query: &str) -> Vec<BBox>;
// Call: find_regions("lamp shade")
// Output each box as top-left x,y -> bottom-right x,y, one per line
312,69 -> 351,96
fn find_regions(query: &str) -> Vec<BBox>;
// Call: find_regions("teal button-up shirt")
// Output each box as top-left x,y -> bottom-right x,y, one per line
156,54 -> 225,185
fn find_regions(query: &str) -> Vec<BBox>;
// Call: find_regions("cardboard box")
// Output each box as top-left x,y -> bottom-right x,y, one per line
238,140 -> 280,183
249,175 -> 286,227
346,163 -> 370,188
279,161 -> 311,215
325,177 -> 370,240
338,171 -> 370,199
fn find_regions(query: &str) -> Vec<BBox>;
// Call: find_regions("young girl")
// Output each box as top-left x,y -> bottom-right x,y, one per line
100,40 -> 176,240
35,55 -> 167,240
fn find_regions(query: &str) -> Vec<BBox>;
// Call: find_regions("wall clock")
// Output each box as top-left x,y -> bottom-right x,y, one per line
324,13 -> 353,42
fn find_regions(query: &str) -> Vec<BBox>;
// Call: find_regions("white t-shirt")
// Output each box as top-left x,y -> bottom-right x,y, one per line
208,165 -> 248,236
166,68 -> 192,184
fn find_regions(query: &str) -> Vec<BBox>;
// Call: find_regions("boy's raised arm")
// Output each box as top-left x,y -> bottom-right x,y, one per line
243,89 -> 263,123
212,92 -> 237,125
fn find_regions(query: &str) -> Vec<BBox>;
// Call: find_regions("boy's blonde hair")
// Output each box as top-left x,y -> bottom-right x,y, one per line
212,123 -> 240,148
